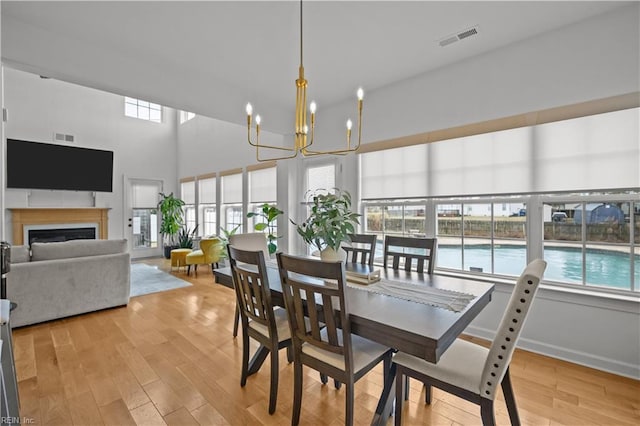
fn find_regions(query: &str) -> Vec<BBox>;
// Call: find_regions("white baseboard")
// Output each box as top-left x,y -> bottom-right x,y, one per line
465,325 -> 640,380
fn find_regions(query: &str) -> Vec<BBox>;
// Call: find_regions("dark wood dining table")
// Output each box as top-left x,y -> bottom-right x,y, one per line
214,262 -> 494,425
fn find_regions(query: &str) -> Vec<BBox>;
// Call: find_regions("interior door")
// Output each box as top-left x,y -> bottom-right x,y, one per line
125,178 -> 162,259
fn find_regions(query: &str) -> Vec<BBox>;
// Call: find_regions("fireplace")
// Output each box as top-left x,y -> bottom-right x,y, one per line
9,208 -> 109,245
26,224 -> 97,245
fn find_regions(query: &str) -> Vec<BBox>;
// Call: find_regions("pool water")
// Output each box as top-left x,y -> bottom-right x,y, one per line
436,245 -> 637,290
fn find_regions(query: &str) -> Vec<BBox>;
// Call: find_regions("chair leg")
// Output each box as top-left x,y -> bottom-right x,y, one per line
394,370 -> 404,426
292,361 -> 303,426
240,327 -> 250,387
233,305 -> 240,338
480,398 -> 496,426
334,379 -> 341,389
345,382 -> 355,426
286,344 -> 293,363
405,377 -> 410,401
501,367 -> 520,425
268,349 -> 278,414
320,373 -> 328,384
424,383 -> 432,404
194,264 -> 198,276
187,265 -> 191,275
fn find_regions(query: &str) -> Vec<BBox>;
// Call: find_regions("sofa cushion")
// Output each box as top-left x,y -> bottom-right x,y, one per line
9,245 -> 30,263
31,239 -> 127,261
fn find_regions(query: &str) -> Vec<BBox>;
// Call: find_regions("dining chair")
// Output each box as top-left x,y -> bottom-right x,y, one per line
185,236 -> 223,276
392,258 -> 547,426
229,233 -> 270,337
276,253 -> 394,426
228,245 -> 292,415
383,235 -> 437,274
342,233 -> 377,267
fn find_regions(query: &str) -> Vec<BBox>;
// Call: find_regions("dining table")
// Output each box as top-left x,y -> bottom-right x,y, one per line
214,260 -> 494,425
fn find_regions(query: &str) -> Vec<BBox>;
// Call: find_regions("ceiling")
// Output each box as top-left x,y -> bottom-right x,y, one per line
1,1 -> 629,134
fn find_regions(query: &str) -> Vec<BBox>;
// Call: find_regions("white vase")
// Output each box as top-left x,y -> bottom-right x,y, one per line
320,246 -> 347,263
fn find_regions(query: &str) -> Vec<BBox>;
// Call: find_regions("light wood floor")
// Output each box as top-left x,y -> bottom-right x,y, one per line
11,257 -> 640,425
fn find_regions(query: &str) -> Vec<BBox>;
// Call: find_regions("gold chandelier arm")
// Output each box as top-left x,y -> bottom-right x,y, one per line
257,145 -> 299,162
301,98 -> 363,156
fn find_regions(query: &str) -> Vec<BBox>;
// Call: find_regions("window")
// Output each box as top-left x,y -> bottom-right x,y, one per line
124,97 -> 162,123
198,176 -> 217,236
130,180 -> 160,249
179,110 -> 195,124
436,200 -> 527,276
222,172 -> 243,234
181,179 -> 196,232
305,163 -> 335,196
248,165 -> 277,234
543,197 -> 637,291
358,107 -> 639,295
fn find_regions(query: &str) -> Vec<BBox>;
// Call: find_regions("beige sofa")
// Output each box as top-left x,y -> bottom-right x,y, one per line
8,239 -> 130,328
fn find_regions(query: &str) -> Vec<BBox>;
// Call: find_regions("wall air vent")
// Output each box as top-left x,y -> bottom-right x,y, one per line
438,25 -> 479,47
54,132 -> 75,143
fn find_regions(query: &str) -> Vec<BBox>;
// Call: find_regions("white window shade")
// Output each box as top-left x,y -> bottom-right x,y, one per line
429,127 -> 532,197
199,177 -> 217,204
222,173 -> 243,204
131,181 -> 159,208
533,108 -> 639,192
306,164 -> 335,195
181,181 -> 196,204
360,144 -> 428,199
249,167 -> 277,203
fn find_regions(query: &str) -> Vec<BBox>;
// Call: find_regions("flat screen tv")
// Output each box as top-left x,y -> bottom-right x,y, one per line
6,139 -> 114,192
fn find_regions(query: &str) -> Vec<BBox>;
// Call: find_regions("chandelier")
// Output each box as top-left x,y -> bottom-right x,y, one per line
245,0 -> 363,161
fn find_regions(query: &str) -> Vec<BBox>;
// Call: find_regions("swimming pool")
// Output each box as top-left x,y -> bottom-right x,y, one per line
436,244 -> 638,290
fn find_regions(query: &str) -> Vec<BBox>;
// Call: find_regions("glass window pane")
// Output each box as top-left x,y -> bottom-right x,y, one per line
494,202 -> 527,277
150,108 -> 161,123
635,255 -> 639,292
139,107 -> 150,120
585,243 -> 631,291
404,206 -> 425,237
125,103 -> 138,118
544,202 -> 583,284
138,100 -> 150,108
132,208 -> 158,249
437,204 -> 462,270
462,203 -> 492,273
307,164 -> 335,195
384,206 -> 403,236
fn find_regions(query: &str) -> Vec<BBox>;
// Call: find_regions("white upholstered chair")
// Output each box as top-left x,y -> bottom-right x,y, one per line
228,233 -> 270,337
393,259 -> 547,426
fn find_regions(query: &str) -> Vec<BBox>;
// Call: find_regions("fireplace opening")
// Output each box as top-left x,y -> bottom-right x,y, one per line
28,227 -> 97,245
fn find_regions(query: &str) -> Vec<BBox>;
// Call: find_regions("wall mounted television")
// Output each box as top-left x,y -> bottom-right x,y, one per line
6,139 -> 114,192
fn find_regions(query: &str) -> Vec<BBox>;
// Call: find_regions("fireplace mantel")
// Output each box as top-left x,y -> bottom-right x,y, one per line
10,208 -> 109,245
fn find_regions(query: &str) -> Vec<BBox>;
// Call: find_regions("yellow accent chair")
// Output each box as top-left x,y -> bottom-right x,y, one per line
185,237 -> 223,276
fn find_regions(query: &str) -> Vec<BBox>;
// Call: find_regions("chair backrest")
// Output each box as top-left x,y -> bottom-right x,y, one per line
200,237 -> 223,263
343,234 -> 377,267
229,233 -> 270,258
276,253 -> 354,371
383,236 -> 437,274
480,259 -> 547,400
228,246 -> 277,339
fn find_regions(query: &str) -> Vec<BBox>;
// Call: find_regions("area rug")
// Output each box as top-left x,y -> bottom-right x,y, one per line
130,263 -> 192,297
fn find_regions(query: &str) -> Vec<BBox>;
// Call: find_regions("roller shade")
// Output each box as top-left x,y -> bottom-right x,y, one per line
131,181 -> 160,208
249,166 -> 277,203
199,177 -> 217,204
181,180 -> 195,204
222,173 -> 242,204
359,108 -> 639,199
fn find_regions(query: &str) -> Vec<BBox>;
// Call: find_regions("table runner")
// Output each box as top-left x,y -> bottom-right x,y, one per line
346,279 -> 475,312
266,260 -> 474,313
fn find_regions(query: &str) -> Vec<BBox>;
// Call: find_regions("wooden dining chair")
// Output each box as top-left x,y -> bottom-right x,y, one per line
228,245 -> 292,414
276,253 -> 394,426
229,233 -> 270,337
342,233 -> 377,267
383,235 -> 437,274
393,259 -> 547,426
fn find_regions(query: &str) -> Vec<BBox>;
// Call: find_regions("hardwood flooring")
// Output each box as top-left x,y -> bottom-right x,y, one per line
11,257 -> 640,425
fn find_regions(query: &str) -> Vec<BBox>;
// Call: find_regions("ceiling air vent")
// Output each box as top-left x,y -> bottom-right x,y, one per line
54,132 -> 75,143
438,25 -> 479,47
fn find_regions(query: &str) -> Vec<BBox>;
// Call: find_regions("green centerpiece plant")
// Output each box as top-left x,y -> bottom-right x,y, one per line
292,189 -> 360,261
247,203 -> 284,255
158,192 -> 186,258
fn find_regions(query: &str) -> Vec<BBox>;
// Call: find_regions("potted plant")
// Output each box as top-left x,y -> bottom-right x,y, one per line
158,192 -> 185,258
177,225 -> 198,249
292,189 -> 360,261
247,203 -> 284,255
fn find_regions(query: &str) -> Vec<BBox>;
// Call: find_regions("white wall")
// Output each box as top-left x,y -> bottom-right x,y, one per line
2,68 -> 178,243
